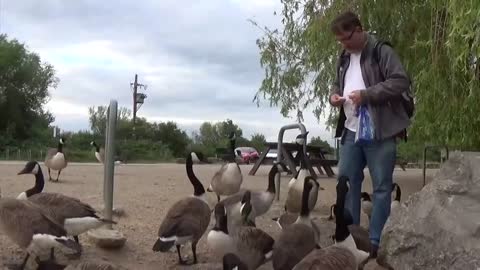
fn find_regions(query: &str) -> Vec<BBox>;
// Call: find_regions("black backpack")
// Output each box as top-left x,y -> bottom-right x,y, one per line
373,40 -> 415,119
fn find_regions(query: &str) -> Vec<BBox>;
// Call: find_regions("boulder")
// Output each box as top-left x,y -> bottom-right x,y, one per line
378,151 -> 480,270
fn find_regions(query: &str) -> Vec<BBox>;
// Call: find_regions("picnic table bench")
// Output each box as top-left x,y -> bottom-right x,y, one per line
248,142 -> 338,178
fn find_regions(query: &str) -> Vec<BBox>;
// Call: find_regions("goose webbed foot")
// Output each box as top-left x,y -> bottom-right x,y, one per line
48,168 -> 53,182
176,245 -> 188,265
192,242 -> 198,264
55,170 -> 62,182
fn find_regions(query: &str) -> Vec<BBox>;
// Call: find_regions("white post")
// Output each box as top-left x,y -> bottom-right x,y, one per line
103,100 -> 117,229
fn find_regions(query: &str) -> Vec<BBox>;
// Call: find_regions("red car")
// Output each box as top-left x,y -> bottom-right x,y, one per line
235,147 -> 259,164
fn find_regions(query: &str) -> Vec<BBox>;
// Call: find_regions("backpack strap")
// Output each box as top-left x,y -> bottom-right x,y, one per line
373,40 -> 392,81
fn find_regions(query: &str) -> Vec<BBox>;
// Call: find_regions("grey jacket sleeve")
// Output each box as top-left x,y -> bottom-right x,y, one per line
328,57 -> 342,106
360,45 -> 410,105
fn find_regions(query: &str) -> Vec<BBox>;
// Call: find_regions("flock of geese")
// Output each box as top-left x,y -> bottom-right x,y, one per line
0,132 -> 402,270
153,131 -> 402,270
0,138 -> 117,269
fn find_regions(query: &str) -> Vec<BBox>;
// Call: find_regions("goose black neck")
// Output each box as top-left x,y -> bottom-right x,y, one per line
395,185 -> 402,201
266,164 -> 278,193
228,138 -> 236,162
186,154 -> 205,196
334,180 -> 350,242
93,143 -> 100,152
214,209 -> 229,234
57,142 -> 63,153
26,166 -> 45,197
300,178 -> 311,217
298,144 -> 307,169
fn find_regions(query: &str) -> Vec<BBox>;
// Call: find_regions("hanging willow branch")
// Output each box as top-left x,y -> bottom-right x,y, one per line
250,0 -> 480,150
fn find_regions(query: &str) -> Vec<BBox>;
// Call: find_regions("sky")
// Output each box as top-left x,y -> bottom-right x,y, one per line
1,0 -> 336,145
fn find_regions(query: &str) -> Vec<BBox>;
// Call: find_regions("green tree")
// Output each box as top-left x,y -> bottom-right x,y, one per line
0,34 -> 58,144
88,106 -> 108,136
88,105 -> 133,138
309,136 -> 334,154
199,122 -> 220,149
251,0 -> 480,150
250,133 -> 267,152
152,121 -> 191,157
215,119 -> 243,139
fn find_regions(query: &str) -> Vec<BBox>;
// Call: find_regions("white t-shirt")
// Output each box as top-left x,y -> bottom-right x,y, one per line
343,52 -> 366,132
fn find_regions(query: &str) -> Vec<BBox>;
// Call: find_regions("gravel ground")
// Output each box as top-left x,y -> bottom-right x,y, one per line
0,161 -> 438,269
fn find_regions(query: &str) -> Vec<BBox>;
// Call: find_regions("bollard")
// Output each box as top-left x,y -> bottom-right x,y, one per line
103,100 -> 117,229
88,99 -> 126,249
275,123 -> 308,201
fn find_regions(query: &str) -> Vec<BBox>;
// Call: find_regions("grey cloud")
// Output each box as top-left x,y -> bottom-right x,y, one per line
3,0 -> 333,145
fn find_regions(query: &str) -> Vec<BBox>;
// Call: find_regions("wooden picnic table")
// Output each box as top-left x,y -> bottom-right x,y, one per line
248,142 -> 338,178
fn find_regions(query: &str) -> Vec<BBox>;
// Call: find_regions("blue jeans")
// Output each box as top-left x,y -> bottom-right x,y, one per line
338,129 -> 396,247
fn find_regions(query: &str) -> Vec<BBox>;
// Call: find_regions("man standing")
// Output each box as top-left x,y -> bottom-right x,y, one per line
329,11 -> 411,257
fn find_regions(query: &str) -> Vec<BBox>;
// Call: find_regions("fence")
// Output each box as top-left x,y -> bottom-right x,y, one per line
0,148 -> 46,161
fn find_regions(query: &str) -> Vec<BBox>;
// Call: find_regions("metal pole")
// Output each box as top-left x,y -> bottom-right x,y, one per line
422,144 -> 449,187
275,123 -> 307,201
104,99 -> 117,229
422,146 -> 428,187
132,74 -> 138,139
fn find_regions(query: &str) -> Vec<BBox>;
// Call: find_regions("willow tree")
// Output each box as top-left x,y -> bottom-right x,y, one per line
251,0 -> 480,151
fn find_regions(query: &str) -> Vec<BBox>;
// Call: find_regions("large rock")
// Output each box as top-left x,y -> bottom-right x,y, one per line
378,151 -> 480,270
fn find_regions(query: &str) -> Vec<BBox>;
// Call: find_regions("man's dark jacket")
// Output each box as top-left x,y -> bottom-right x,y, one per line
330,33 -> 411,141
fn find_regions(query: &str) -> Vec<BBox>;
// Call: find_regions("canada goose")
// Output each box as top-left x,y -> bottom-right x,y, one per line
90,141 -> 104,163
391,182 -> 401,212
285,132 -> 319,214
17,161 -> 116,256
208,132 -> 243,202
152,151 -> 211,265
208,191 -> 275,270
327,204 -> 371,253
45,137 -> 68,182
207,202 -> 236,259
272,176 -> 317,270
272,212 -> 322,249
0,194 -> 81,270
360,192 -> 372,221
218,161 -> 285,232
223,253 -> 248,270
292,176 -> 370,270
287,132 -> 310,189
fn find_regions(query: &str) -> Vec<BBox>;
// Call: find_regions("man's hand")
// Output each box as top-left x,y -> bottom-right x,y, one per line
330,94 -> 346,107
348,90 -> 363,105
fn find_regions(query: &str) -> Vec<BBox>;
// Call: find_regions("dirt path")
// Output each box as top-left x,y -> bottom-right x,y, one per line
0,161 -> 438,269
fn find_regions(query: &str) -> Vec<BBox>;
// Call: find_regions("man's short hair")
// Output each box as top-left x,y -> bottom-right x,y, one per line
330,11 -> 363,33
